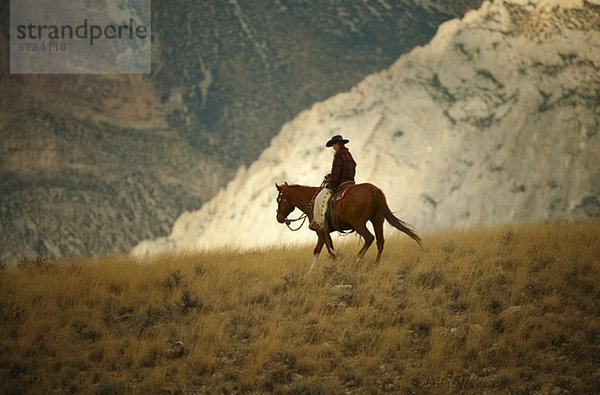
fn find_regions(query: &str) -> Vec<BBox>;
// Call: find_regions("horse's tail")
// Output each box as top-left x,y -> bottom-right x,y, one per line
373,186 -> 422,248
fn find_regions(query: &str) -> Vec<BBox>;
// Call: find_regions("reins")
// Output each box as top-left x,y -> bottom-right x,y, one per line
283,212 -> 308,231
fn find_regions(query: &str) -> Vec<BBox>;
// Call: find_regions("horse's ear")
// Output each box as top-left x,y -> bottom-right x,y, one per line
284,182 -> 288,187
275,183 -> 281,190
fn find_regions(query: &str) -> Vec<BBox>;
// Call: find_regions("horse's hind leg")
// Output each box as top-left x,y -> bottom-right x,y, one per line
354,222 -> 375,262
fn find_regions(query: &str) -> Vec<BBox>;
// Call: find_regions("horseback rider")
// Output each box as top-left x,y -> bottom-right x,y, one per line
309,134 -> 356,232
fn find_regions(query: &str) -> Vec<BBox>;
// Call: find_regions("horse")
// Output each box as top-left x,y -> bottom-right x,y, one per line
275,182 -> 421,272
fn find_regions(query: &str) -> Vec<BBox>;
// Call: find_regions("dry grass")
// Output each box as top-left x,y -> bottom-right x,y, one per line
1,221 -> 599,393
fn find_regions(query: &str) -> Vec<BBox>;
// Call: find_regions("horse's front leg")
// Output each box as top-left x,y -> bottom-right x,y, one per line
323,231 -> 337,260
308,235 -> 325,274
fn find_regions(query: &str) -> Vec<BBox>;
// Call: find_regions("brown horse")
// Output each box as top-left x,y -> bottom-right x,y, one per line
275,182 -> 421,271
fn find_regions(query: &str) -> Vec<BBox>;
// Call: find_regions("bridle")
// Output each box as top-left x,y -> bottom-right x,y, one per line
276,187 -> 319,231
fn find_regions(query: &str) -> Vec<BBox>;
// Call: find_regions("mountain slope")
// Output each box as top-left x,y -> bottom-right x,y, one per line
134,0 -> 600,255
0,81 -> 229,260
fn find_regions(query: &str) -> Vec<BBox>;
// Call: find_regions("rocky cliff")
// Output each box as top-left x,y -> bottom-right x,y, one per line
150,0 -> 484,166
133,0 -> 600,255
1,1 -> 482,261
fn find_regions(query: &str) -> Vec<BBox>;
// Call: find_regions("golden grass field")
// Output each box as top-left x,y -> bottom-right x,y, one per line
1,221 -> 599,394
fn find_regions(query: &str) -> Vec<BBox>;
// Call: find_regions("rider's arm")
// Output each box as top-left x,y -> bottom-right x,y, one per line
329,152 -> 342,186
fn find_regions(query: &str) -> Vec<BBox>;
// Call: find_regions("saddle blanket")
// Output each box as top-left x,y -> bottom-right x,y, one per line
334,182 -> 354,201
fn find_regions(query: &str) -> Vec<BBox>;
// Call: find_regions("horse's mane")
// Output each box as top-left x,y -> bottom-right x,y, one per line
287,183 -> 315,188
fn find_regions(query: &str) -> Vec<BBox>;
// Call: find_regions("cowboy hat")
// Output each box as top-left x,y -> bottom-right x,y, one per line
326,135 -> 349,147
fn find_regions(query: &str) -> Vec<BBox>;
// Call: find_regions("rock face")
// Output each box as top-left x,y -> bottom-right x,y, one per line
150,0 -> 484,166
133,0 -> 600,255
0,1 -> 482,261
0,76 -> 229,260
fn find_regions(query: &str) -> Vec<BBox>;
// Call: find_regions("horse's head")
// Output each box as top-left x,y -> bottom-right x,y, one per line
275,182 -> 294,224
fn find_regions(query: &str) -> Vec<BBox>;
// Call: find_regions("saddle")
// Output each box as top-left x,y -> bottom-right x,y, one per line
333,181 -> 355,201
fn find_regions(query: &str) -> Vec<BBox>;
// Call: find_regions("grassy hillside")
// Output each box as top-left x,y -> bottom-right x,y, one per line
1,221 -> 599,393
